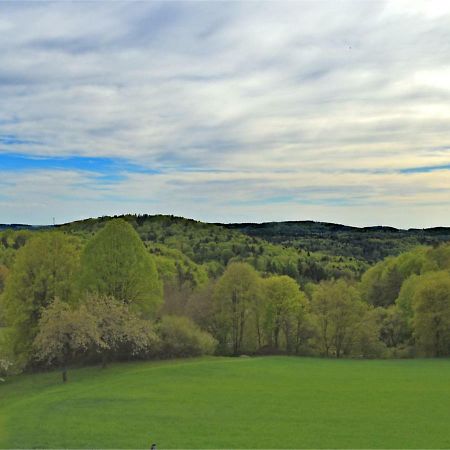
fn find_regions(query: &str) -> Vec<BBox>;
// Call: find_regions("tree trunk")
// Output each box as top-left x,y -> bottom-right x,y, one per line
238,310 -> 245,354
256,316 -> 262,349
62,349 -> 69,383
102,353 -> 108,369
274,324 -> 280,349
232,289 -> 238,355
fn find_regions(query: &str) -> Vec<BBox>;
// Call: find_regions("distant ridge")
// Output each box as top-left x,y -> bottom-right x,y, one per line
2,214 -> 450,266
1,215 -> 450,234
222,220 -> 450,234
0,223 -> 49,231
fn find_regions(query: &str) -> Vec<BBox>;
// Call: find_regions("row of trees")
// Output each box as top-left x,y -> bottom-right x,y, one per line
182,246 -> 450,358
186,268 -> 383,358
0,220 -> 215,381
1,218 -> 450,382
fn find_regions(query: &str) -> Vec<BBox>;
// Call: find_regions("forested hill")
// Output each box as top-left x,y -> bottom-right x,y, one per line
1,215 -> 450,365
55,214 -> 368,283
224,221 -> 450,263
2,215 -> 450,284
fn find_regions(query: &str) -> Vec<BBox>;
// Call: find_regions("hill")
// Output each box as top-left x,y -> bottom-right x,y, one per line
224,220 -> 450,263
2,215 -> 450,284
54,214 -> 369,282
2,214 -> 450,284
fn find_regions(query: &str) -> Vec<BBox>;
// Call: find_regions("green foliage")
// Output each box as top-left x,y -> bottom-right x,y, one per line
33,299 -> 101,381
156,315 -> 217,357
213,263 -> 262,354
360,257 -> 404,307
0,327 -> 15,380
59,214 -> 369,284
0,265 -> 9,295
0,229 -> 34,268
185,282 -> 218,334
310,279 -> 375,357
1,215 -> 450,367
361,245 -> 450,307
79,219 -> 162,317
396,274 -> 421,319
1,232 -> 80,360
150,243 -> 209,289
84,294 -> 159,366
262,275 -> 308,352
377,305 -> 411,349
228,221 -> 450,264
411,271 -> 450,356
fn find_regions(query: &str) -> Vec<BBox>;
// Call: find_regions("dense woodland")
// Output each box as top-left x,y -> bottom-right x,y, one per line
1,214 -> 450,382
226,221 -> 450,263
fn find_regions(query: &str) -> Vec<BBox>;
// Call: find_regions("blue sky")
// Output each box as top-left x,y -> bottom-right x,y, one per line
0,1 -> 450,227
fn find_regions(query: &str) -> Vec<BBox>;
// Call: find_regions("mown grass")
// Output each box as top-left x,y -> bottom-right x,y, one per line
1,356 -> 450,448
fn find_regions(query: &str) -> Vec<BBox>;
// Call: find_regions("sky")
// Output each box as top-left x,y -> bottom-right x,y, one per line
0,1 -> 449,228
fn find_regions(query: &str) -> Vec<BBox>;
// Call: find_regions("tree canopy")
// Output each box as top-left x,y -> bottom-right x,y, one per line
79,219 -> 162,317
1,232 -> 80,361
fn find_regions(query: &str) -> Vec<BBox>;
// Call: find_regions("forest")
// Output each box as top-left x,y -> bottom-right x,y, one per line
1,214 -> 450,382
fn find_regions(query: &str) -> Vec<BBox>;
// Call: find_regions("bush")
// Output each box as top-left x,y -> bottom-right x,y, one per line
157,316 -> 217,358
0,358 -> 13,381
383,345 -> 416,359
0,328 -> 24,378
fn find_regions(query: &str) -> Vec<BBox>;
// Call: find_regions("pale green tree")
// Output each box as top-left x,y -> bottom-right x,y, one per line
263,275 -> 308,352
396,274 -> 421,320
79,219 -> 162,317
311,279 -> 367,358
1,232 -> 80,360
213,262 -> 261,354
412,271 -> 450,356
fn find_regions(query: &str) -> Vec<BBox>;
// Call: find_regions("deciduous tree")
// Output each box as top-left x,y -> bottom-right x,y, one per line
33,299 -> 102,382
263,275 -> 307,352
1,232 -> 80,360
311,279 -> 366,357
214,263 -> 261,354
412,271 -> 450,356
80,219 -> 162,317
85,294 -> 159,367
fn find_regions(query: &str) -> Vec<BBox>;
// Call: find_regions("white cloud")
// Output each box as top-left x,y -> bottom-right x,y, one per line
0,1 -> 449,226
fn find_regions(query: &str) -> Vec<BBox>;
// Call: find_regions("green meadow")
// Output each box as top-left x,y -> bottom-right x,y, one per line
1,356 -> 450,449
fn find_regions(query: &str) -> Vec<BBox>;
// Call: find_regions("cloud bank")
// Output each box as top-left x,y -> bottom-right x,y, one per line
0,1 -> 449,227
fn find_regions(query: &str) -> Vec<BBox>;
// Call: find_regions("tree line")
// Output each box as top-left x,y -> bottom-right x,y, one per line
1,218 -> 450,382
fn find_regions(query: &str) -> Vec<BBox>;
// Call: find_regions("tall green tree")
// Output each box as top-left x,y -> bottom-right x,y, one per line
1,232 -> 80,360
412,271 -> 450,356
79,219 -> 162,317
263,275 -> 307,352
360,258 -> 403,307
213,262 -> 261,354
311,279 -> 367,358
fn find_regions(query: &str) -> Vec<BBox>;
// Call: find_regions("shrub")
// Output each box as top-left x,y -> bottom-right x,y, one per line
157,315 -> 217,358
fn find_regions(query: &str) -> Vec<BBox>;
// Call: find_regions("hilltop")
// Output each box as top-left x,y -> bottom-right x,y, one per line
2,215 -> 450,283
224,220 -> 450,263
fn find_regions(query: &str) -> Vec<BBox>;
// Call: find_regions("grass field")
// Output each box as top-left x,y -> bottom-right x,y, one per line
1,356 -> 450,449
